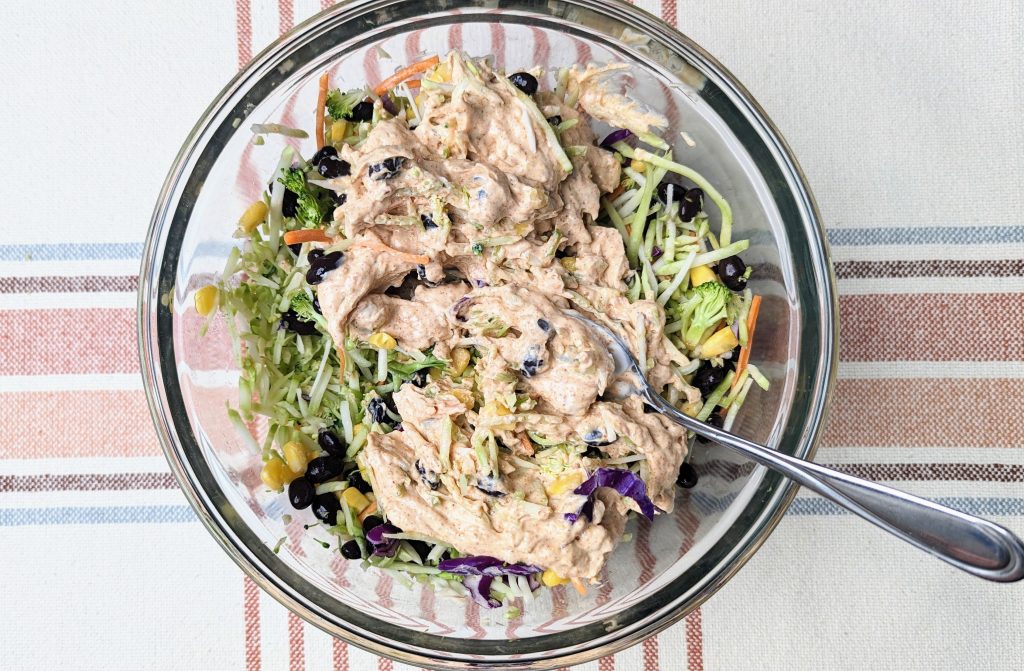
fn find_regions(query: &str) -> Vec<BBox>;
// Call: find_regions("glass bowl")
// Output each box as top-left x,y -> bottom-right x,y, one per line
138,0 -> 837,667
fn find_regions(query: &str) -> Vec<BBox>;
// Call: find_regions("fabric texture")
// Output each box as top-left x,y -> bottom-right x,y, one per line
0,1 -> 1021,669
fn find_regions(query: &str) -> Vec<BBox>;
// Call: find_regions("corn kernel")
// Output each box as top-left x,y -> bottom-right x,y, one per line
480,401 -> 514,431
340,487 -> 371,512
283,441 -> 308,475
194,285 -> 218,317
260,457 -> 290,492
368,332 -> 397,350
541,568 -> 570,587
689,265 -> 717,287
428,368 -> 441,380
450,347 -> 471,376
545,471 -> 585,497
451,387 -> 474,409
238,200 -> 269,233
629,159 -> 646,173
559,256 -> 577,272
330,119 -> 348,143
701,326 -> 740,358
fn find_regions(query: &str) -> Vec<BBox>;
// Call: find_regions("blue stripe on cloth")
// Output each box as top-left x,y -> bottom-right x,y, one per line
826,226 -> 1024,247
0,505 -> 196,526
0,242 -> 145,262
790,497 -> 1024,517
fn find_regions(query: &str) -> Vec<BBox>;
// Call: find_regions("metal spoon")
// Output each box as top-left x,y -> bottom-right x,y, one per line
567,310 -> 1024,582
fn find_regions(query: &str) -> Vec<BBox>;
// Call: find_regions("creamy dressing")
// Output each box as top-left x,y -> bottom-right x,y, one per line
317,54 -> 695,580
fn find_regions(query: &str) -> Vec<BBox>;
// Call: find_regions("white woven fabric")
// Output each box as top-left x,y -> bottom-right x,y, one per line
0,1 -> 1021,669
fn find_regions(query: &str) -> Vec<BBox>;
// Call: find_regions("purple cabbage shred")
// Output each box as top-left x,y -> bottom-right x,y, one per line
437,555 -> 542,577
564,467 -> 656,523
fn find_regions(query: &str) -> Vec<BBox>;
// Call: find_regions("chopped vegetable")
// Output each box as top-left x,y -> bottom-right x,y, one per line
682,281 -> 731,349
437,555 -> 543,577
733,294 -> 762,388
315,72 -> 328,149
565,467 -> 656,522
282,229 -> 332,246
373,55 -> 440,96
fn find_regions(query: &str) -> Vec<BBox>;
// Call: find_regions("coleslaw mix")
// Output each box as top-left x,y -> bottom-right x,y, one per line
198,51 -> 767,609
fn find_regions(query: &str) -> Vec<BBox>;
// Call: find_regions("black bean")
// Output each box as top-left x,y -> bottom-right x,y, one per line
692,362 -> 727,397
311,145 -> 338,165
696,412 -> 724,444
415,264 -> 428,282
408,540 -> 432,562
282,189 -> 298,217
537,318 -> 550,332
308,248 -> 324,264
582,429 -> 614,447
317,429 -> 344,455
680,188 -> 703,222
279,309 -> 318,336
340,539 -> 362,559
676,461 -> 699,488
317,155 -> 351,178
305,251 -> 344,285
306,265 -> 329,285
415,460 -> 440,491
331,191 -> 347,206
718,255 -> 748,291
312,493 -> 342,524
366,397 -> 387,424
508,72 -> 538,95
546,115 -> 562,126
651,245 -> 663,260
421,213 -> 437,230
345,100 -> 374,122
475,475 -> 505,497
346,469 -> 372,494
521,346 -> 543,377
367,156 -> 405,181
361,515 -> 384,533
655,180 -> 682,206
306,455 -> 344,484
410,369 -> 429,388
312,295 -> 321,314
582,444 -> 604,459
288,477 -> 315,509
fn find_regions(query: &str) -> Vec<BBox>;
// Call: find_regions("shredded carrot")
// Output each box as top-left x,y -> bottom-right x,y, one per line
608,184 -> 626,201
315,72 -> 329,149
357,501 -> 378,522
282,229 -> 332,245
372,55 -> 440,97
351,239 -> 430,264
405,79 -> 421,89
732,294 -> 762,388
336,346 -> 347,380
570,577 -> 588,596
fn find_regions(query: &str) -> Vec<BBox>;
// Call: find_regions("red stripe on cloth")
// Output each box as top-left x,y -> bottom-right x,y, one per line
661,0 -> 678,27
0,391 -> 158,459
530,27 -> 550,68
288,612 -> 305,671
685,608 -> 704,671
0,308 -> 135,375
377,656 -> 393,671
332,639 -> 348,671
447,23 -> 463,51
598,655 -> 615,671
823,379 -> 1024,447
840,293 -> 1024,362
489,23 -> 506,70
279,0 -> 294,33
244,577 -> 262,671
321,0 -> 334,10
235,0 -> 253,70
405,29 -> 424,63
574,38 -> 592,65
642,636 -> 660,671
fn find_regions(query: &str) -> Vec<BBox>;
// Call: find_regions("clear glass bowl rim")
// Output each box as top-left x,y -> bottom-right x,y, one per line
138,0 -> 839,667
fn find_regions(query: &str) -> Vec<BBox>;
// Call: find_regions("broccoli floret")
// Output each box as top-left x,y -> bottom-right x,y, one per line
683,281 -> 731,348
278,168 -> 322,229
325,87 -> 369,120
388,352 -> 447,378
289,292 -> 328,332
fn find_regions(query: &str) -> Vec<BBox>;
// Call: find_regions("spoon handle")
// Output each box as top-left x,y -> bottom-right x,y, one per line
654,400 -> 1024,582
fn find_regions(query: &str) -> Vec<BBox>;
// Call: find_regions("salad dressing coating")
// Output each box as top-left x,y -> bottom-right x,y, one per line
316,54 -> 693,579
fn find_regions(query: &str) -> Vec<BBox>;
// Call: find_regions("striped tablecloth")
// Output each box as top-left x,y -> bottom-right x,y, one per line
1,1 -> 1021,669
